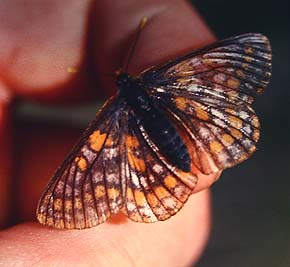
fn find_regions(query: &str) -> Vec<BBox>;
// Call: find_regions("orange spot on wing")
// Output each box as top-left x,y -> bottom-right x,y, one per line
195,107 -> 209,120
126,135 -> 139,149
175,97 -> 188,110
89,130 -> 107,151
65,200 -> 73,210
154,186 -> 169,199
74,198 -> 83,209
54,219 -> 64,229
75,156 -> 87,171
126,187 -> 134,201
210,141 -> 223,153
95,185 -> 106,198
227,91 -> 240,101
230,128 -> 243,139
249,146 -> 256,153
37,213 -> 46,224
46,217 -> 54,227
253,129 -> 260,142
107,188 -> 120,198
227,78 -> 240,89
134,190 -> 147,206
228,115 -> 243,128
251,116 -> 260,128
128,152 -> 146,172
225,108 -> 236,116
54,199 -> 63,211
84,193 -> 93,202
222,134 -> 234,145
164,175 -> 177,190
146,193 -> 159,206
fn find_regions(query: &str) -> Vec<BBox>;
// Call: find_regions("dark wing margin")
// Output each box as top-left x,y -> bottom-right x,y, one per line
144,33 -> 271,103
143,33 -> 272,174
37,97 -> 127,229
120,116 -> 197,223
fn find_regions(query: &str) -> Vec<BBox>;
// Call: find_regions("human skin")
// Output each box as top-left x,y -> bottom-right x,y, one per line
0,0 -> 220,266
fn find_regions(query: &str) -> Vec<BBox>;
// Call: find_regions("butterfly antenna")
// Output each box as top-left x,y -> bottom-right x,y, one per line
123,16 -> 148,73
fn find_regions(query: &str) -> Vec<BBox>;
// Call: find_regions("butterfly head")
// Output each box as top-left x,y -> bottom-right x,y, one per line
117,72 -> 134,90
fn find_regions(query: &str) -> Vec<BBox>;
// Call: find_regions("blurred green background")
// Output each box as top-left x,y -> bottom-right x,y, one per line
193,1 -> 290,266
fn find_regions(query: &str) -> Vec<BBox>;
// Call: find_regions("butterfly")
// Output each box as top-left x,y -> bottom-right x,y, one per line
37,18 -> 272,229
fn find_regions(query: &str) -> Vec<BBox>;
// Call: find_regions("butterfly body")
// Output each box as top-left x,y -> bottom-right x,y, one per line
118,73 -> 191,172
37,33 -> 272,229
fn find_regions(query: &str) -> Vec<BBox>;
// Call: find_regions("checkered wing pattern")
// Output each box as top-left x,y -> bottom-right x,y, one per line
37,97 -> 127,229
37,33 -> 272,229
144,33 -> 271,174
37,99 -> 198,228
121,117 -> 197,222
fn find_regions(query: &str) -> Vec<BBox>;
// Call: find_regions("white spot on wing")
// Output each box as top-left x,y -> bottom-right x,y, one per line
82,146 -> 96,163
198,127 -> 211,140
131,172 -> 140,187
139,205 -> 156,220
127,202 -> 136,212
163,197 -> 177,209
213,118 -> 227,128
213,73 -> 226,83
239,110 -> 250,120
139,176 -> 150,190
243,125 -> 252,135
92,172 -> 104,183
173,185 -> 184,199
103,148 -> 118,160
106,172 -> 119,183
152,164 -> 163,174
211,108 -> 225,119
156,88 -> 165,93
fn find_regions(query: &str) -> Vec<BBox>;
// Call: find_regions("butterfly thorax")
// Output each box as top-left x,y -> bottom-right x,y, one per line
117,72 -> 191,172
118,73 -> 152,111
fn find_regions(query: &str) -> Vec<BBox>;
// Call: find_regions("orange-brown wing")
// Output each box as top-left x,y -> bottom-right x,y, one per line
37,98 -> 197,228
37,97 -> 128,229
121,117 -> 197,223
143,33 -> 271,174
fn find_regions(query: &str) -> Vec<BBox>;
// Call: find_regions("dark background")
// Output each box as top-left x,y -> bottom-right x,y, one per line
192,1 -> 290,266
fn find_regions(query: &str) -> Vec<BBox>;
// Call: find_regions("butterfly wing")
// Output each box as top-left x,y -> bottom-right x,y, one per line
37,33 -> 272,228
37,97 -> 128,229
142,33 -> 271,174
121,115 -> 197,222
37,97 -> 198,228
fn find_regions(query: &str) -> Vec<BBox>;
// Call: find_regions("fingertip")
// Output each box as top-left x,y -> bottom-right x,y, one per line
0,190 -> 211,267
193,171 -> 222,193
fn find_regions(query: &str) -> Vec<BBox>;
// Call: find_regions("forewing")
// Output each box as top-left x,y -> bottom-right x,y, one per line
37,97 -> 127,229
144,33 -> 271,103
143,33 -> 271,174
121,116 -> 197,222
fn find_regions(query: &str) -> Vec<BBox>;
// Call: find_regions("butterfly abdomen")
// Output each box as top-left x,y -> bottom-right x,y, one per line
119,74 -> 191,172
